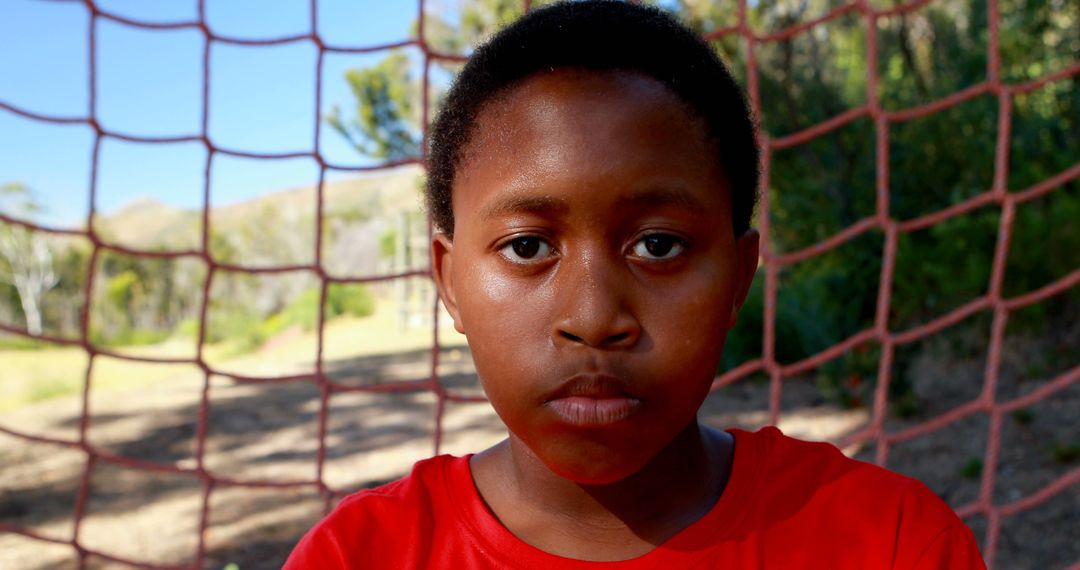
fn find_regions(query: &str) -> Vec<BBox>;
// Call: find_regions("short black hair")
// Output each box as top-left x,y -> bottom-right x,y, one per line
426,0 -> 759,238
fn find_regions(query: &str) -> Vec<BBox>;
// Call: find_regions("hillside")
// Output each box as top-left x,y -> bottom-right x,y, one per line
94,165 -> 425,256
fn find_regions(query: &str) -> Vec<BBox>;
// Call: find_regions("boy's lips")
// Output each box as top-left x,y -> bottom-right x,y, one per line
543,374 -> 643,427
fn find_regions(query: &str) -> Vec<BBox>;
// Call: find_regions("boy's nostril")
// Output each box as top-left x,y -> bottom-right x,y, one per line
558,330 -> 633,347
560,331 -> 585,343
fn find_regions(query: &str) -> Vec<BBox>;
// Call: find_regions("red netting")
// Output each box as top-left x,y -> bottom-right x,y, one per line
0,0 -> 1077,568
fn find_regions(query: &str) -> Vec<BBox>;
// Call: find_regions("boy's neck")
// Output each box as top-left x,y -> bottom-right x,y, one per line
470,420 -> 734,561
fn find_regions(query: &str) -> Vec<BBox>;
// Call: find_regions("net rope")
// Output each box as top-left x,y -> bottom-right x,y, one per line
0,0 -> 1077,567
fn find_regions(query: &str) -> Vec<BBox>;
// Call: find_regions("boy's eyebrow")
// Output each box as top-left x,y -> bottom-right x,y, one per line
618,187 -> 709,216
478,195 -> 570,221
476,187 -> 708,221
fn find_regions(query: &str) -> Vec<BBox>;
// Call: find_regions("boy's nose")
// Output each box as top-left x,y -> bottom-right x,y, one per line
551,255 -> 641,350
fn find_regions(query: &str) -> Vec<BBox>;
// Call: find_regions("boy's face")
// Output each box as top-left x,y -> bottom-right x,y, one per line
432,69 -> 759,484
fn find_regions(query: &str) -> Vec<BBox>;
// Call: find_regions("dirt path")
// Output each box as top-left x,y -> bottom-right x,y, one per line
1,336 -> 1077,569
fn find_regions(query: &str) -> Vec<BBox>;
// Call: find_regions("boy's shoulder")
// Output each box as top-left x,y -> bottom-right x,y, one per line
727,426 -> 982,568
333,453 -> 459,514
283,454 -> 468,569
321,452 -> 463,525
738,424 -> 906,487
732,425 -> 957,523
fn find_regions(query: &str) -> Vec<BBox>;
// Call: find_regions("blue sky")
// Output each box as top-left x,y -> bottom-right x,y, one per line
0,0 -> 423,227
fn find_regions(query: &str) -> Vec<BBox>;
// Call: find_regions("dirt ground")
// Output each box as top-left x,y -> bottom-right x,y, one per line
1,324 -> 1077,570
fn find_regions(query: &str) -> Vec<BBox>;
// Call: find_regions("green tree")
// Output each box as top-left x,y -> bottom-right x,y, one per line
723,0 -> 1078,408
423,0 -> 559,55
326,51 -> 421,161
0,183 -> 58,336
43,242 -> 89,337
327,0 -> 567,162
92,249 -> 185,346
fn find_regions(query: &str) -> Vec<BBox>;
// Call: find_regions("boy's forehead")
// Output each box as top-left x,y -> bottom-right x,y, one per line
474,68 -> 698,145
453,68 -> 726,213
498,68 -> 672,106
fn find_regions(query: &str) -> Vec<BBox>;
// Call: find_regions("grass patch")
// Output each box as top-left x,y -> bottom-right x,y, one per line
0,334 -> 52,350
960,457 -> 983,479
0,347 -> 89,413
0,343 -> 216,413
1049,442 -> 1080,464
1,300 -> 463,413
26,377 -> 77,404
1011,408 -> 1035,426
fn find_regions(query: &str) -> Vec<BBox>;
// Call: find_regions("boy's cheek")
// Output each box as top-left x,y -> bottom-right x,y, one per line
646,267 -> 736,330
470,268 -> 542,309
454,259 -> 552,330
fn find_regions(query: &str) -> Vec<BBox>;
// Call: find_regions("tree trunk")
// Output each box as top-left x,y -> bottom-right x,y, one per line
16,278 -> 43,335
1,228 -> 57,336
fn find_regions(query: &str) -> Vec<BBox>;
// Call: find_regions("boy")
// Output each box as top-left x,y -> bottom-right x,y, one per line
286,2 -> 986,567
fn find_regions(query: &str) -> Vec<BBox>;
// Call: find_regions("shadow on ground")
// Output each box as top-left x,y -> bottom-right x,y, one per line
2,326 -> 1078,569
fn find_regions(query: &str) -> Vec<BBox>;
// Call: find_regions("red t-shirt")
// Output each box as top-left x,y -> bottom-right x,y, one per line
284,427 -> 985,569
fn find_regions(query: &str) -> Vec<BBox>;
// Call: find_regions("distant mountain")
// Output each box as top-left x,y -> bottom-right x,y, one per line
97,197 -> 197,248
94,166 -> 425,256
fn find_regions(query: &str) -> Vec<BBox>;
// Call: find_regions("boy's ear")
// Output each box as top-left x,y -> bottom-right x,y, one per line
728,228 -> 760,329
431,233 -> 465,334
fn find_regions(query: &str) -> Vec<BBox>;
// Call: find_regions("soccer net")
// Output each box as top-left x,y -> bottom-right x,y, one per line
0,0 -> 1077,568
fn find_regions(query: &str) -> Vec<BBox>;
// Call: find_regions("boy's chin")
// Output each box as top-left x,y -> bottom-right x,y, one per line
507,414 -> 706,486
530,437 -> 667,486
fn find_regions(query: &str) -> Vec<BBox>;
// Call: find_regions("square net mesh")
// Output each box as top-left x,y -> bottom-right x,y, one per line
0,0 -> 1077,568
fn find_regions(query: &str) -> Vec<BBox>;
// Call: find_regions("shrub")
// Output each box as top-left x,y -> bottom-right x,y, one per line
960,457 -> 983,479
327,282 -> 376,319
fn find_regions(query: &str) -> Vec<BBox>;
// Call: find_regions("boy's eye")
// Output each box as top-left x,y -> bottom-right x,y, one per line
499,236 -> 552,262
631,234 -> 685,260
